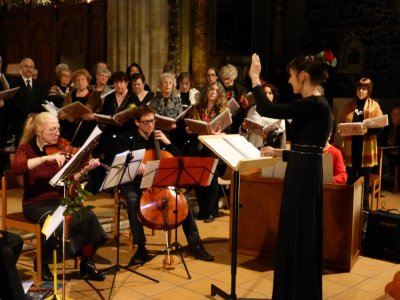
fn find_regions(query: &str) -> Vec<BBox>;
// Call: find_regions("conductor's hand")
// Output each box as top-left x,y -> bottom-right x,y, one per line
249,53 -> 262,83
154,129 -> 171,145
260,146 -> 275,157
0,99 -> 4,108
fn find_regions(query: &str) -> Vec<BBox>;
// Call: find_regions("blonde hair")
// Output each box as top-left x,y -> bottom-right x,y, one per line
158,72 -> 176,90
72,68 -> 92,83
19,112 -> 59,145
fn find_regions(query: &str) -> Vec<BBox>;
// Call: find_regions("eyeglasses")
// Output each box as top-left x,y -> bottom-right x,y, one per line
47,127 -> 60,134
140,119 -> 155,126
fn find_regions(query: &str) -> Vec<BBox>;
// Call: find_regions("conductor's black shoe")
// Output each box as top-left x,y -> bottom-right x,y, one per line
188,242 -> 214,261
80,261 -> 105,281
128,247 -> 149,266
34,259 -> 54,282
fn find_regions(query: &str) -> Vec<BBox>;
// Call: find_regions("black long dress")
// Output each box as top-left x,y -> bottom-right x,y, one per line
252,85 -> 333,300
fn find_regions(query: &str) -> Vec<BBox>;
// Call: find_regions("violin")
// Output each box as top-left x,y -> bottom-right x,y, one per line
44,137 -> 80,158
44,137 -> 111,171
138,132 -> 188,269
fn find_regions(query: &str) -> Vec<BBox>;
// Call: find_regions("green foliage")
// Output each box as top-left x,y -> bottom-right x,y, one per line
60,179 -> 94,217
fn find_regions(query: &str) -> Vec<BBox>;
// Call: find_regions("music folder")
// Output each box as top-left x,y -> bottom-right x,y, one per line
140,156 -> 217,189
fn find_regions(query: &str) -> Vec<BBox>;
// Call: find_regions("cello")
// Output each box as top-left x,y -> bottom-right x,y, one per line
138,133 -> 188,268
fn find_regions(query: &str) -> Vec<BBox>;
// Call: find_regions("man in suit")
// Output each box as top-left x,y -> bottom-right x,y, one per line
9,57 -> 46,145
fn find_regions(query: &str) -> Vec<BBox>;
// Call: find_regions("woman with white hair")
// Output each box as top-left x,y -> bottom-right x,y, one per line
47,63 -> 72,108
12,112 -> 108,282
149,72 -> 183,125
219,63 -> 247,133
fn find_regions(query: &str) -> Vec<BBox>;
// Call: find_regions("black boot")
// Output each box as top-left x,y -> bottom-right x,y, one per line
188,242 -> 214,261
80,257 -> 105,281
128,244 -> 149,266
33,259 -> 54,281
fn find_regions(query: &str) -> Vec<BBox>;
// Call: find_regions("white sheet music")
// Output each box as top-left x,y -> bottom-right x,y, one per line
50,126 -> 103,186
100,148 -> 145,191
140,160 -> 160,189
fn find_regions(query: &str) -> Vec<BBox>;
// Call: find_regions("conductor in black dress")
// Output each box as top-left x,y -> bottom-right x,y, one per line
249,52 -> 334,300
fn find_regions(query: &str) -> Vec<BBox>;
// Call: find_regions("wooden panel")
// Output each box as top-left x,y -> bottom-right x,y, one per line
1,10 -> 28,64
232,173 -> 363,272
29,6 -> 57,86
0,1 -> 106,87
57,3 -> 89,71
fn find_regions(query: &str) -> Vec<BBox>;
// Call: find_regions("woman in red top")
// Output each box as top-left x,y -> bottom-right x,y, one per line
12,112 -> 107,281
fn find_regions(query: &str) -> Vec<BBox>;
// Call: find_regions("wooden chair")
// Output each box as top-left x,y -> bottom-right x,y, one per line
370,147 -> 383,210
1,171 -> 43,282
2,171 -> 78,283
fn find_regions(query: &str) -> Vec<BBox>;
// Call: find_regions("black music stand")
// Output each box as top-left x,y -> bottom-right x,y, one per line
140,156 -> 217,279
100,149 -> 159,299
197,134 -> 276,300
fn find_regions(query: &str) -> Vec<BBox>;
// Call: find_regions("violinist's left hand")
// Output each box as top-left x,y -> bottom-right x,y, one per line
83,158 -> 100,172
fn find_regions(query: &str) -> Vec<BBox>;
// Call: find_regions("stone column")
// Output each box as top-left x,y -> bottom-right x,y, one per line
192,0 -> 208,87
107,0 -> 168,90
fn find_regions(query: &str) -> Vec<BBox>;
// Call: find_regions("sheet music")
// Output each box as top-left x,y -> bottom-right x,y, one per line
205,138 -> 245,167
140,160 -> 160,189
41,205 -> 66,240
49,126 -> 102,186
223,135 -> 261,159
100,148 -> 145,191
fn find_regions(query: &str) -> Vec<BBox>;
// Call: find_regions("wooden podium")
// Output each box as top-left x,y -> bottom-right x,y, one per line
198,134 -> 276,300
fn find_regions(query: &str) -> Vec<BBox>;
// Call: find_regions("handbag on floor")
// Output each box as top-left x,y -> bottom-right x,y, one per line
364,209 -> 400,262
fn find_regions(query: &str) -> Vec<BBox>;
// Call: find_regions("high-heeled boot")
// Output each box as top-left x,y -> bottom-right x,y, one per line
80,257 -> 105,281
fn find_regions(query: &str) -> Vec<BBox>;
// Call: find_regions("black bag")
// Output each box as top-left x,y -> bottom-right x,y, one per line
364,209 -> 400,262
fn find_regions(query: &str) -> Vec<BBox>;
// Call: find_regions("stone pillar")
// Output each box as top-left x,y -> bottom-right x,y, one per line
192,0 -> 208,87
107,0 -> 168,90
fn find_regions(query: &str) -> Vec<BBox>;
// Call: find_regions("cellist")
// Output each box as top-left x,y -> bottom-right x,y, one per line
118,106 -> 214,266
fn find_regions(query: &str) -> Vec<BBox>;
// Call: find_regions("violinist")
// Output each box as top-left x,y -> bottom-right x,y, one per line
119,106 -> 214,266
11,112 -> 108,281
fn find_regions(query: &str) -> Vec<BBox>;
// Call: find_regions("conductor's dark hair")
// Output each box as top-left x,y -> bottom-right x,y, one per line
286,55 -> 329,86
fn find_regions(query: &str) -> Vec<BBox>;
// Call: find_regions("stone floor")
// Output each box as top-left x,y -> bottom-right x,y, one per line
2,185 -> 400,299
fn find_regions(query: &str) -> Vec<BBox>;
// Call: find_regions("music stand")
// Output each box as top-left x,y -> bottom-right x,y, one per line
140,156 -> 217,279
100,149 -> 159,300
198,134 -> 276,300
48,126 -> 103,299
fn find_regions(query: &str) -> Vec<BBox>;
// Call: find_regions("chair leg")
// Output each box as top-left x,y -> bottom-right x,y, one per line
36,225 -> 43,283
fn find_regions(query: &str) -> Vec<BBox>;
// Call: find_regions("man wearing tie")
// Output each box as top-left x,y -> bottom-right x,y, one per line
9,57 -> 45,145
